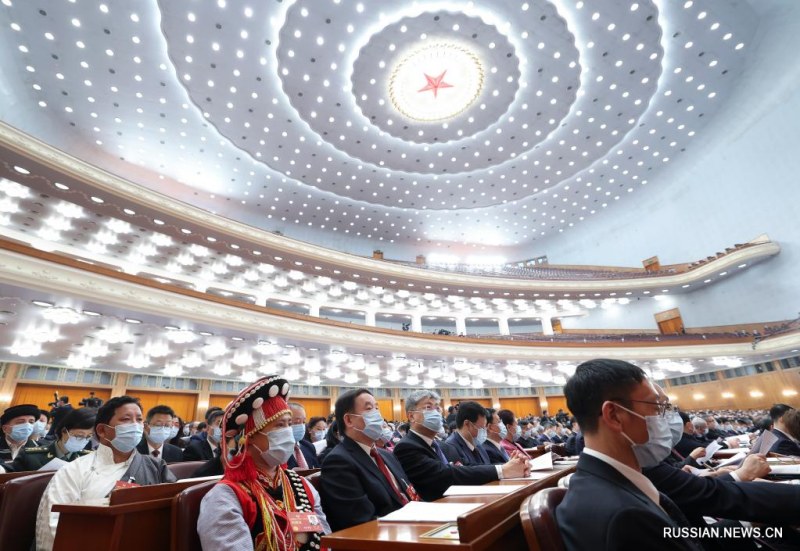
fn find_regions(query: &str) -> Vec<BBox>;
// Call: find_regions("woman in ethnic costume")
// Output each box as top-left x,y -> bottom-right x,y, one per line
198,375 -> 330,551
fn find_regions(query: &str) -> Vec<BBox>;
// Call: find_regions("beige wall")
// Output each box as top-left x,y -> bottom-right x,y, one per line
664,368 -> 800,410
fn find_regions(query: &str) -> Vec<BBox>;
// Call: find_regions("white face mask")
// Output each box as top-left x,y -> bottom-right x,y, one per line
616,404 -> 673,468
147,426 -> 172,445
108,422 -> 144,453
254,426 -> 296,467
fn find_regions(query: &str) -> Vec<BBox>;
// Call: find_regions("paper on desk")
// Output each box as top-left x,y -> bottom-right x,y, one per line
756,431 -> 778,455
529,452 -> 554,471
443,484 -> 525,496
716,452 -> 747,469
768,464 -> 800,476
506,470 -> 560,481
379,501 -> 482,523
38,457 -> 68,471
697,441 -> 722,465
312,439 -> 327,455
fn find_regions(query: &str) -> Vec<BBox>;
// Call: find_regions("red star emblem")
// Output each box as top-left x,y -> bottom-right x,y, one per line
417,70 -> 454,98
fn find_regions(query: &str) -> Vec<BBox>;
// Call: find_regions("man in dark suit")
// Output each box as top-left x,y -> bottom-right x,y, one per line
183,409 -> 223,461
286,402 -> 320,469
556,359 -> 702,550
320,389 -> 414,531
767,404 -> 800,456
483,408 -> 510,464
137,405 -> 184,463
674,411 -> 710,459
440,401 -> 492,466
393,390 -> 529,501
518,420 -> 536,448
564,430 -> 585,456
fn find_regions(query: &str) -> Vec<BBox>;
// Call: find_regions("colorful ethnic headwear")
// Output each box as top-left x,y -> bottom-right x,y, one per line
221,375 -> 292,482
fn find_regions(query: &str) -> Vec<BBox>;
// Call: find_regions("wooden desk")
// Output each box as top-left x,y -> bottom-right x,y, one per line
322,466 -> 574,551
52,477 -> 220,551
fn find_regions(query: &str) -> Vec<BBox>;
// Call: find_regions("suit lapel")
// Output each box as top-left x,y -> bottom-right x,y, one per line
408,431 -> 438,459
344,438 -> 403,505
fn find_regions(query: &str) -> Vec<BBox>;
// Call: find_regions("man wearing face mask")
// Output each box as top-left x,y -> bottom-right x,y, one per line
184,409 -> 224,461
0,403 -> 40,465
198,376 -> 330,550
440,401 -> 493,466
136,405 -> 184,463
556,359 -> 703,550
319,389 -> 415,531
36,396 -> 175,551
394,390 -> 530,502
287,402 -> 321,470
483,408 -> 511,464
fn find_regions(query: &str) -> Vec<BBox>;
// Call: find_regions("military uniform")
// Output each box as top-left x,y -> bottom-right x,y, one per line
3,441 -> 91,473
0,436 -> 39,466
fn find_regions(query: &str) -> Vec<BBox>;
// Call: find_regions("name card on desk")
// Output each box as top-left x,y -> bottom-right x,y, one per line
379,501 -> 482,523
443,484 -> 525,496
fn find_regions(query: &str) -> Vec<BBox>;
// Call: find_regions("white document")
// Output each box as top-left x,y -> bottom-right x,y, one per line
529,452 -> 554,471
768,464 -> 800,476
697,441 -> 722,465
443,484 -> 525,496
716,452 -> 747,469
506,470 -> 559,481
757,431 -> 778,455
313,439 -> 327,455
38,457 -> 68,471
379,501 -> 482,523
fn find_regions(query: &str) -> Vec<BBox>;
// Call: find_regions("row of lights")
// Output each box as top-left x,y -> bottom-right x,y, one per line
691,389 -> 798,400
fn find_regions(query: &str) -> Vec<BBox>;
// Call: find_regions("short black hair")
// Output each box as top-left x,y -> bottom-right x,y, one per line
60,396 -> 70,404
39,409 -> 51,421
398,422 -> 410,433
95,396 -> 141,430
56,407 -> 96,438
564,358 -> 646,433
770,404 -> 794,422
497,409 -> 516,427
207,410 -> 224,426
485,408 -> 496,423
678,411 -> 691,425
335,388 -> 373,436
455,401 -> 487,429
205,406 -> 223,421
756,415 -> 773,432
146,405 -> 175,423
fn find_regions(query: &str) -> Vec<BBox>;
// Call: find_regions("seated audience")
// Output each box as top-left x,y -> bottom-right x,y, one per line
183,409 -> 223,461
287,402 -> 321,469
377,421 -> 396,452
556,359 -> 701,550
393,390 -> 529,501
498,409 -> 529,457
320,389 -> 414,531
564,421 -> 585,456
137,405 -> 184,462
767,404 -> 800,456
169,416 -> 188,449
674,411 -> 712,459
36,396 -> 175,551
198,376 -> 329,549
0,403 -> 40,464
518,420 -> 537,448
440,401 -> 493,466
2,407 -> 94,472
306,416 -> 328,443
33,409 -> 51,444
483,408 -> 510,464
317,420 -> 341,463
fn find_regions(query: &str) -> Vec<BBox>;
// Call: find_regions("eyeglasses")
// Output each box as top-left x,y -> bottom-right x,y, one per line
612,398 -> 674,417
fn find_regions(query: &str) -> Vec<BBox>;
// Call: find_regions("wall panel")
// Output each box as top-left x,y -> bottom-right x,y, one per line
498,397 -> 541,418
12,384 -> 111,410
123,389 -> 198,422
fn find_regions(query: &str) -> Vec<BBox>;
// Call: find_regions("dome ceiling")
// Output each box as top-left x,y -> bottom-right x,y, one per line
0,0 -> 757,256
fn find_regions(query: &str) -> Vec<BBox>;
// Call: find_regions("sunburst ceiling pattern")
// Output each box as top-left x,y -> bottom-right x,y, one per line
0,0 -> 756,255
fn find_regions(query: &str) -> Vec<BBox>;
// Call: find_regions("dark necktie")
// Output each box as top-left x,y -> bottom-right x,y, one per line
472,446 -> 483,464
370,448 -> 408,504
151,449 -> 159,458
431,440 -> 449,465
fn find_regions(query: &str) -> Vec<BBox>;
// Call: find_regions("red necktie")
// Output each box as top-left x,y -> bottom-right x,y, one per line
294,445 -> 308,469
370,448 -> 408,504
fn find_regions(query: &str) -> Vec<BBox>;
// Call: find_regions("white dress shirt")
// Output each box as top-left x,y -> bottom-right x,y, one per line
35,444 -> 132,551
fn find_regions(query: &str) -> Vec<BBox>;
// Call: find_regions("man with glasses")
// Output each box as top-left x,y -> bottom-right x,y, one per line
556,359 -> 702,550
394,390 -> 530,501
136,405 -> 184,463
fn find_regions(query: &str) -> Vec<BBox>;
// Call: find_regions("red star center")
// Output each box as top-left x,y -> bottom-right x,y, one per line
417,70 -> 454,98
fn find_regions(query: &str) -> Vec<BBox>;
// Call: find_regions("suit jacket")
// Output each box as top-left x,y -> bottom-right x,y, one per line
182,438 -> 217,461
482,440 -> 509,464
393,431 -> 497,502
674,433 -> 708,458
564,433 -> 585,456
441,432 -> 491,466
556,453 -> 701,551
770,429 -> 800,456
136,438 -> 184,463
320,436 -> 412,531
287,439 -> 320,469
643,460 -> 800,527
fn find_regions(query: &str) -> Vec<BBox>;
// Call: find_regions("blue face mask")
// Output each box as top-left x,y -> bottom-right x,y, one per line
416,410 -> 443,433
208,426 -> 222,443
513,425 -> 522,441
109,422 -> 144,453
147,426 -> 172,445
380,428 -> 394,443
475,426 -> 488,446
667,412 -> 683,447
10,423 -> 34,442
64,433 -> 90,453
498,423 -> 508,439
312,429 -> 327,442
291,423 -> 306,443
33,420 -> 47,438
350,410 -> 384,441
